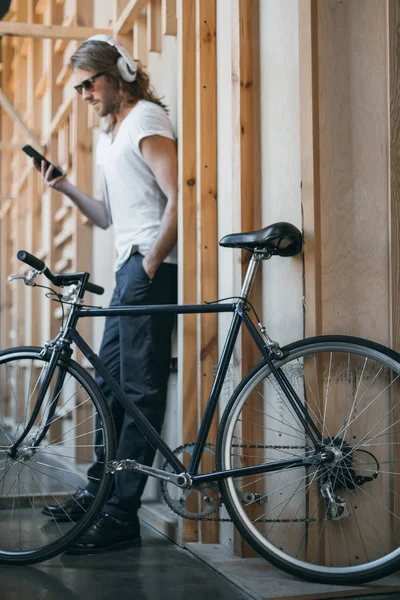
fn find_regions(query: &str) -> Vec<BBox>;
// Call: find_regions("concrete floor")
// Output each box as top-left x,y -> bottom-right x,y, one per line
0,522 -> 253,600
0,521 -> 400,600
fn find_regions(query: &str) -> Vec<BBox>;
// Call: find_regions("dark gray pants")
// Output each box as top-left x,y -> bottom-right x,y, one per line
87,252 -> 177,522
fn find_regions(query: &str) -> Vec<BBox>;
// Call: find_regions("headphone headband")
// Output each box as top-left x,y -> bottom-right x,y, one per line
85,34 -> 138,83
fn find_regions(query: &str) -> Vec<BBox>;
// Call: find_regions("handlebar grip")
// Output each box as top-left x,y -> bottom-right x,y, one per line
86,281 -> 104,296
17,250 -> 45,272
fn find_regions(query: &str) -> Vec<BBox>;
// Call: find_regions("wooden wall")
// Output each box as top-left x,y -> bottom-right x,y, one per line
0,0 -> 399,561
300,0 -> 391,346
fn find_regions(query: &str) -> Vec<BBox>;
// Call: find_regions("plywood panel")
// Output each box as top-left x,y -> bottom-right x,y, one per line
317,0 -> 389,344
300,0 -> 391,563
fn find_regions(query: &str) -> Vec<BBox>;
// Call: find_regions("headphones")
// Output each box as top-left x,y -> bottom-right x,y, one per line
85,34 -> 138,83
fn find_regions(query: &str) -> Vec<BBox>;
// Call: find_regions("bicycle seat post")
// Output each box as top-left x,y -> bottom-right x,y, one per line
240,251 -> 269,300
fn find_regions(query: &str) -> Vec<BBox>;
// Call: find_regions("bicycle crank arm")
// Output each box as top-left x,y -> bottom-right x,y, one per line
105,459 -> 192,488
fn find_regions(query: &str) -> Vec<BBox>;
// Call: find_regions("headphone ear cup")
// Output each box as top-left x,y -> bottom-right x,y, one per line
117,56 -> 137,82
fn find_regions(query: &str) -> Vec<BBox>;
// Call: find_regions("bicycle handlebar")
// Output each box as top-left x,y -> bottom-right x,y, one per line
17,250 -> 46,271
17,250 -> 105,296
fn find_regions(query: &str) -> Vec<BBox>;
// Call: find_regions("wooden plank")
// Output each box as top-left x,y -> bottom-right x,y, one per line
114,0 -> 147,35
0,88 -> 43,150
26,170 -> 41,345
16,0 -> 28,22
148,0 -> 162,52
0,22 -> 113,39
55,14 -> 76,53
134,15 -> 147,64
197,0 -> 218,545
162,0 -> 177,36
234,0 -> 263,559
71,1 -> 93,359
34,70 -> 48,99
45,0 -> 65,339
390,0 -> 400,354
20,37 -> 30,56
55,63 -> 72,87
35,0 -> 48,16
389,0 -> 400,553
32,34 -> 43,139
299,0 -> 321,340
177,0 -> 198,547
298,1 -> 324,560
49,95 -> 72,135
0,142 -> 19,150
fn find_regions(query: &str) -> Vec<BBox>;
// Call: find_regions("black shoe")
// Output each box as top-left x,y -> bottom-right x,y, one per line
41,488 -> 94,522
65,513 -> 141,555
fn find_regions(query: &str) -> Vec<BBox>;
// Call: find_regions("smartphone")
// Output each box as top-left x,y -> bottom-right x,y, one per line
22,144 -> 64,179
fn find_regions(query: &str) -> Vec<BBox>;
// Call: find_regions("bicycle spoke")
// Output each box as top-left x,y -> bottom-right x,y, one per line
221,341 -> 400,582
0,351 -> 113,561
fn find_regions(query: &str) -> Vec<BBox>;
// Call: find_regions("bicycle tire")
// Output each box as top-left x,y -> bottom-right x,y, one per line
216,335 -> 400,584
0,346 -> 116,565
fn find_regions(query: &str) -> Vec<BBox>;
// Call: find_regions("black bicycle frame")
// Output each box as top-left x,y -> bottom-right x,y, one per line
62,297 -> 321,482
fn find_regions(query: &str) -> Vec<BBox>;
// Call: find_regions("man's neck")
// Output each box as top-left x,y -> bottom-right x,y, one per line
114,101 -> 137,125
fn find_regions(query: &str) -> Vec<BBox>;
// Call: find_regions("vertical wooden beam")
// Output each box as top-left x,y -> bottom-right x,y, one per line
177,0 -> 199,547
0,37 -> 14,352
72,92 -> 93,349
298,0 -> 324,562
389,0 -> 400,354
134,15 -> 147,64
162,0 -> 177,36
230,0 -> 262,559
45,0 -> 64,338
389,0 -> 400,552
197,0 -> 218,545
299,0 -> 321,340
239,0 -> 261,399
148,0 -> 162,52
72,0 -> 93,351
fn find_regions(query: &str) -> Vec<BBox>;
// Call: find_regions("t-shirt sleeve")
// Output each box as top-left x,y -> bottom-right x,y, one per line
128,103 -> 175,152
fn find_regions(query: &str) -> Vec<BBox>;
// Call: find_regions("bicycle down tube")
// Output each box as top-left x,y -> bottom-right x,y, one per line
68,300 -> 320,482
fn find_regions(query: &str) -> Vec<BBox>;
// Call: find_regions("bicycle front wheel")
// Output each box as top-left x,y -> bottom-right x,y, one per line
217,336 -> 400,584
0,346 -> 116,565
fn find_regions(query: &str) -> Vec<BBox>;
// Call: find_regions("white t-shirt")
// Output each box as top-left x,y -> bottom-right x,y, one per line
96,100 -> 177,272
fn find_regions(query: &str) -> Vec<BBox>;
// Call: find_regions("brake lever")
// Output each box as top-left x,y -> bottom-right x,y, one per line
8,269 -> 38,287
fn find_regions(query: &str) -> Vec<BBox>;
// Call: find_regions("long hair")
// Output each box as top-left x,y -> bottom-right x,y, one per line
70,40 -> 168,133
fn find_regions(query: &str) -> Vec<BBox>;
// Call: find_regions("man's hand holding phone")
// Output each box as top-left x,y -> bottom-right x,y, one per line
22,144 -> 68,192
37,159 -> 68,191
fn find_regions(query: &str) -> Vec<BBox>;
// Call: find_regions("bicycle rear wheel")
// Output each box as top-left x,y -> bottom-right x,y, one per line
0,346 -> 116,564
217,336 -> 400,584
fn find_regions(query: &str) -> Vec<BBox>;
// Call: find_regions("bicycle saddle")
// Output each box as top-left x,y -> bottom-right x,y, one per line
219,222 -> 302,257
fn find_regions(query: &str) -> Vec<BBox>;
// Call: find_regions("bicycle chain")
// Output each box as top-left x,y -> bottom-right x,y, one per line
161,442 -> 324,523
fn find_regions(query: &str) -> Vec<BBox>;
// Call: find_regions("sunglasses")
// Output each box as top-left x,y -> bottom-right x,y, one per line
74,72 -> 104,95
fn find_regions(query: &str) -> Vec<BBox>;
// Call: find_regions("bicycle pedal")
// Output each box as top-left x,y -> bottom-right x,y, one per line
105,459 -> 138,473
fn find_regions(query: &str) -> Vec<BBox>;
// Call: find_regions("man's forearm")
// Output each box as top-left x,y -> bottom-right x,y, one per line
62,180 -> 111,229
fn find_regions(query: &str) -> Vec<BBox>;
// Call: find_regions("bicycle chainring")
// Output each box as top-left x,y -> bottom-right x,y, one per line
160,443 -> 222,520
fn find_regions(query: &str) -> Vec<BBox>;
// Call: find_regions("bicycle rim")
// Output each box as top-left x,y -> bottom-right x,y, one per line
217,337 -> 400,584
0,347 -> 115,564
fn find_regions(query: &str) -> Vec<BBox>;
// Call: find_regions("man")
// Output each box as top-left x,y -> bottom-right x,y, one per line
35,35 -> 178,554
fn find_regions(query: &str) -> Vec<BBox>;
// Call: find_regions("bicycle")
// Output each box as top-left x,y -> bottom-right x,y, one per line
1,221 -> 400,585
